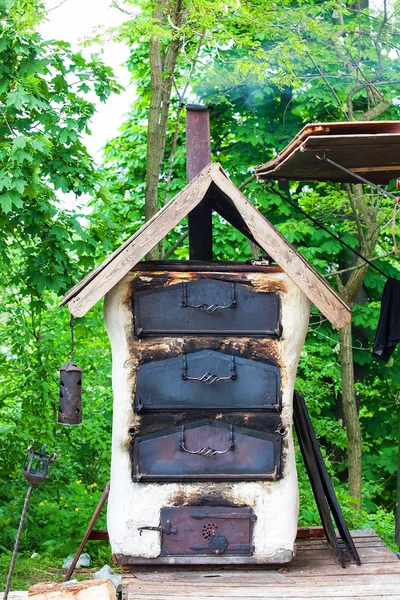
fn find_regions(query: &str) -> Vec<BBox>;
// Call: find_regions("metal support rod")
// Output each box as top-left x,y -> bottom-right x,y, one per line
64,482 -> 110,582
318,154 -> 399,202
269,184 -> 389,279
4,484 -> 34,600
68,314 -> 75,360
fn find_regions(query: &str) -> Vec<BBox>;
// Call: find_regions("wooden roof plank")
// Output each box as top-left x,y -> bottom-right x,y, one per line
256,122 -> 400,175
65,166 -> 212,317
255,125 -> 400,184
61,165 -> 213,307
210,165 -> 351,329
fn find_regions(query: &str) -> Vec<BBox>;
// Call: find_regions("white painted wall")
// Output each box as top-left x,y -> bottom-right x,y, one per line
105,271 -> 310,562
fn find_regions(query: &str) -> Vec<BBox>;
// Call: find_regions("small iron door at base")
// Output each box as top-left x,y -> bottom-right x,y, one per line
157,506 -> 255,556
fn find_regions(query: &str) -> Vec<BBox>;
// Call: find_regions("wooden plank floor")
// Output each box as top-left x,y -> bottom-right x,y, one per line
122,530 -> 400,600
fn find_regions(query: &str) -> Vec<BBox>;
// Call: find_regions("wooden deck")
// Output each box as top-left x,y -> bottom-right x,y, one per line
122,529 -> 400,599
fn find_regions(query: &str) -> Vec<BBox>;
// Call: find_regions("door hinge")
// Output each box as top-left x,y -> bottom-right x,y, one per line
138,519 -> 177,536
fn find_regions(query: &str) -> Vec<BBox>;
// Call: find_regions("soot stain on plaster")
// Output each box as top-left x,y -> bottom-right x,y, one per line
130,272 -> 253,294
170,486 -> 249,508
137,339 -> 184,365
136,412 -> 283,436
129,271 -> 287,295
133,337 -> 280,367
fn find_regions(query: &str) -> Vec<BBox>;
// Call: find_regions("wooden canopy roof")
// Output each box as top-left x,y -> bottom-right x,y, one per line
61,163 -> 351,329
255,121 -> 400,184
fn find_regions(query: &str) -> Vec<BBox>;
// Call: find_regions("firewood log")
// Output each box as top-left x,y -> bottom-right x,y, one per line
28,578 -> 116,599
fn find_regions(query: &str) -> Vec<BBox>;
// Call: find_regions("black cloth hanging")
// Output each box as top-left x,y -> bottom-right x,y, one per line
372,278 -> 400,361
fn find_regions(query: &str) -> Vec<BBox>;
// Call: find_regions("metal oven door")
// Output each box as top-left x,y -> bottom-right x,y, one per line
135,350 -> 281,412
157,506 -> 255,557
133,279 -> 281,336
133,420 -> 282,482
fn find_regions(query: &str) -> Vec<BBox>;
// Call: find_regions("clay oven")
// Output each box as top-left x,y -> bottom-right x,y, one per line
61,107 -> 351,566
105,263 -> 311,564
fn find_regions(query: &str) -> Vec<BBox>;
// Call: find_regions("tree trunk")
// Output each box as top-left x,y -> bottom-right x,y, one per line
339,322 -> 363,507
145,0 -> 183,259
336,179 -> 381,508
327,0 -> 392,505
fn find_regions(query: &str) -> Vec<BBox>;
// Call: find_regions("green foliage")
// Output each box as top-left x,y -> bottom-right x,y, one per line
0,0 -> 121,300
2,0 -> 400,574
0,0 -> 118,563
0,293 -> 113,558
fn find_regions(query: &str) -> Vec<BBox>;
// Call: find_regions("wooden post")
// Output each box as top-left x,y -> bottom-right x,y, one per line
64,482 -> 110,582
186,105 -> 213,261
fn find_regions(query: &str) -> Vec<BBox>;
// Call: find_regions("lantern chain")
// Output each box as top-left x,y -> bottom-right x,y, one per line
68,315 -> 75,360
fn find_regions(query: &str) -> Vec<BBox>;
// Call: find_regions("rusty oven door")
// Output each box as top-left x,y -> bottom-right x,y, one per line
133,420 -> 281,482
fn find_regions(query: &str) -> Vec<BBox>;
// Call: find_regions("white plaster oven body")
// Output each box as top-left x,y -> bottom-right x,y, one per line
105,268 -> 310,564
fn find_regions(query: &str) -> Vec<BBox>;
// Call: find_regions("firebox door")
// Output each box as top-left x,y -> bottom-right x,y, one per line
145,506 -> 255,556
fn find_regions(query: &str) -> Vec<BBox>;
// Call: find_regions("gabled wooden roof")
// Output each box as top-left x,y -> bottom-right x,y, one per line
255,121 -> 400,184
61,163 -> 351,328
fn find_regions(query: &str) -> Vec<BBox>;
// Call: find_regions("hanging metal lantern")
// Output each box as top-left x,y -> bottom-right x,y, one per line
4,444 -> 56,600
58,315 -> 83,425
59,360 -> 82,425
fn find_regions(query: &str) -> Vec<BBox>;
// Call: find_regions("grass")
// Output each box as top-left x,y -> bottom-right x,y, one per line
0,551 -> 118,592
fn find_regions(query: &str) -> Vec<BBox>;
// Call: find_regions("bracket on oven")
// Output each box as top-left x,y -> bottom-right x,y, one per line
181,282 -> 237,313
178,424 -> 235,457
181,355 -> 236,385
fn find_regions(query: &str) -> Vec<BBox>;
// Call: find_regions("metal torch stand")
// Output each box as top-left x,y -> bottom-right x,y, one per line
4,484 -> 34,600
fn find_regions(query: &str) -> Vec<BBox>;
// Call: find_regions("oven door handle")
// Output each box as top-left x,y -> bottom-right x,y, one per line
178,424 -> 235,457
181,282 -> 237,313
181,355 -> 236,385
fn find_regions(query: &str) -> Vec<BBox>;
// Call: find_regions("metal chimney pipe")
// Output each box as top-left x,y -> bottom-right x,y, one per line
186,105 -> 213,261
186,105 -> 211,181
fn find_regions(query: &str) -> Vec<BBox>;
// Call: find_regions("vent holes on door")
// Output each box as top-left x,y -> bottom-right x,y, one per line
202,523 -> 218,540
